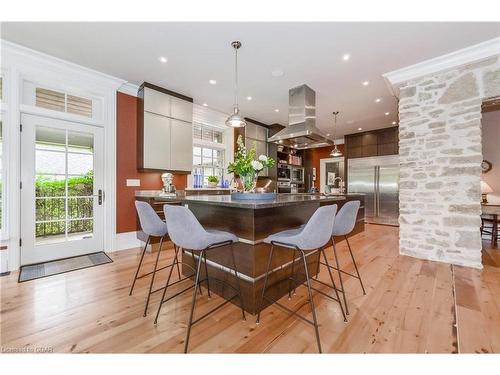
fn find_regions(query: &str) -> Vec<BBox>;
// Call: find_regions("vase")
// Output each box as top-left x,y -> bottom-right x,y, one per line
239,173 -> 257,192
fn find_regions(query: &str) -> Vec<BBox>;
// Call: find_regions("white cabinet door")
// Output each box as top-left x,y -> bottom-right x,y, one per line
170,119 -> 193,172
143,112 -> 171,170
170,97 -> 193,123
144,87 -> 171,117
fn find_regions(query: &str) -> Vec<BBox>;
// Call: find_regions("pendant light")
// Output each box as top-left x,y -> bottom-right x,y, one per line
225,41 -> 247,128
330,111 -> 343,157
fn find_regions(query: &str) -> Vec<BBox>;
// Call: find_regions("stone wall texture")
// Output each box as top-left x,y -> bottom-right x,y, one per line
398,56 -> 500,269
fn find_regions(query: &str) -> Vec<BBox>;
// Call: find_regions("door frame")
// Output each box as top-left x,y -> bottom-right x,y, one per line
20,113 -> 105,265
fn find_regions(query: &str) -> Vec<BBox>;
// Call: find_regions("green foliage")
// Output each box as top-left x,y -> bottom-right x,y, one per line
35,171 -> 94,237
207,175 -> 219,183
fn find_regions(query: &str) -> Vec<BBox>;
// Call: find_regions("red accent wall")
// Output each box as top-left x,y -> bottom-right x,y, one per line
116,92 -> 187,233
303,144 -> 345,189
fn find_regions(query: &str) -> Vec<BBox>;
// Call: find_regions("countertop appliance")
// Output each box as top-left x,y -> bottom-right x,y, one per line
348,155 -> 399,226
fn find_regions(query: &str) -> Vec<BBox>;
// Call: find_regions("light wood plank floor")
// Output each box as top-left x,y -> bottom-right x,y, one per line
1,224 -> 499,353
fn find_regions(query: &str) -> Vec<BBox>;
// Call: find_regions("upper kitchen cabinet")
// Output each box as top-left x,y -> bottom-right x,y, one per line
345,126 -> 398,159
137,82 -> 193,172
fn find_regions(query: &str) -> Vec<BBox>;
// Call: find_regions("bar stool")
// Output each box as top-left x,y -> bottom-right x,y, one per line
326,200 -> 365,315
256,205 -> 345,353
154,204 -> 246,353
130,201 -> 181,317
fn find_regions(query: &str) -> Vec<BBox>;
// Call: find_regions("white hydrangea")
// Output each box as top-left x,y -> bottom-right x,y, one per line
251,160 -> 264,171
258,155 -> 268,162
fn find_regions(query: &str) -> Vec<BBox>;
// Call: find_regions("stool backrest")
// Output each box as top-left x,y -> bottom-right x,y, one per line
163,205 -> 207,250
298,204 -> 337,250
332,200 -> 360,236
135,201 -> 167,237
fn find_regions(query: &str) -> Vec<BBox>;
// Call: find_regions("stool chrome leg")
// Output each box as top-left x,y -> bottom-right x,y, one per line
230,244 -> 246,320
191,250 -> 203,296
129,236 -> 150,296
331,237 -> 349,315
184,249 -> 204,353
320,248 -> 347,322
203,251 -> 211,298
175,247 -> 182,280
256,244 -> 274,324
300,249 -> 322,353
345,235 -> 365,295
144,235 -> 164,316
153,243 -> 180,325
288,249 -> 297,299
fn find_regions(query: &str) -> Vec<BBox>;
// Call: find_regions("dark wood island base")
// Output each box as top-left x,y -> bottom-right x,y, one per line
137,193 -> 364,315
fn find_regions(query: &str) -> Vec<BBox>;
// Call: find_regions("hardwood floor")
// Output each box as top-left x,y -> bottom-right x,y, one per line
1,224 -> 499,353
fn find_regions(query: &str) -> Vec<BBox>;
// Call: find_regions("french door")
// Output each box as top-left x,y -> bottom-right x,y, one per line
20,114 -> 104,265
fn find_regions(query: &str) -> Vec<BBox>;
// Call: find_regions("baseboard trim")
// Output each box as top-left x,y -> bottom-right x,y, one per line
114,231 -> 143,252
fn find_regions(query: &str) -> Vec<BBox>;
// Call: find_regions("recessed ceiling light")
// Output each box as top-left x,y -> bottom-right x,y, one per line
271,69 -> 284,77
158,56 -> 168,63
274,109 -> 280,113
209,79 -> 217,85
362,81 -> 369,86
202,103 -> 208,107
247,96 -> 252,101
385,112 -> 390,116
342,54 -> 351,61
293,144 -> 298,148
392,121 -> 397,125
358,127 -> 363,131
375,98 -> 381,103
278,140 -> 283,144
326,133 -> 330,136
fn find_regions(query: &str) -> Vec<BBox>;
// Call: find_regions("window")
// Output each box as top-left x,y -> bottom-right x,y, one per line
35,88 -> 93,118
192,123 -> 226,186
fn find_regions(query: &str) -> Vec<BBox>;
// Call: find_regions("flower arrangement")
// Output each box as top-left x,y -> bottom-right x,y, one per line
228,135 -> 275,192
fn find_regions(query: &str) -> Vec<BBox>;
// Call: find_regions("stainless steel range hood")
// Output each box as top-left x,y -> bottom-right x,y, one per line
268,84 -> 334,149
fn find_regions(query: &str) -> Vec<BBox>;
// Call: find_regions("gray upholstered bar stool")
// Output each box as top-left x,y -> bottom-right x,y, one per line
256,204 -> 346,353
154,204 -> 246,353
131,201 -> 181,317
324,200 -> 365,315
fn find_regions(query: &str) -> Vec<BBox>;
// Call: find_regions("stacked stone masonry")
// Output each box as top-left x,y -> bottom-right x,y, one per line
398,56 -> 500,269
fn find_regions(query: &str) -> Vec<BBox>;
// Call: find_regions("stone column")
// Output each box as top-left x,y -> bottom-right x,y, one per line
398,57 -> 500,268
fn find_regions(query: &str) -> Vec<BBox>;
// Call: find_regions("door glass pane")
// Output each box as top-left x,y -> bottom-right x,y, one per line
34,125 -> 96,245
68,197 -> 93,219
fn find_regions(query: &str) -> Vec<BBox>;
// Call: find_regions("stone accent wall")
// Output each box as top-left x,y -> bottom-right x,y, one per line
398,56 -> 500,269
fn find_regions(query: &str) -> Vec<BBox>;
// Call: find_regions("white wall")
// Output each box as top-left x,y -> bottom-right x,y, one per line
482,110 -> 500,204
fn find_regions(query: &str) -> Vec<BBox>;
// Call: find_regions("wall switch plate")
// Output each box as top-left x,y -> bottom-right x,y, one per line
126,179 -> 141,187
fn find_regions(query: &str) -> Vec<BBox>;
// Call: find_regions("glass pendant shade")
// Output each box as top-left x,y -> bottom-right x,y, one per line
225,107 -> 247,128
330,111 -> 343,157
330,145 -> 342,157
226,41 -> 246,128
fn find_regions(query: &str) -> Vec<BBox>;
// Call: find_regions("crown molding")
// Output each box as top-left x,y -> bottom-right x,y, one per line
383,37 -> 500,96
118,82 -> 140,97
1,39 -> 126,90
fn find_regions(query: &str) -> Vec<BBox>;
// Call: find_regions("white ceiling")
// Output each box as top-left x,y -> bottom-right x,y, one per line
2,22 -> 499,136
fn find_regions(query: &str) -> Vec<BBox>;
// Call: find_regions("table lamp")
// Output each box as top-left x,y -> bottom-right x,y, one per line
481,180 -> 493,203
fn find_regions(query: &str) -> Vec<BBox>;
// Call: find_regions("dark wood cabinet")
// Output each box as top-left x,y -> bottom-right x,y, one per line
345,126 -> 398,159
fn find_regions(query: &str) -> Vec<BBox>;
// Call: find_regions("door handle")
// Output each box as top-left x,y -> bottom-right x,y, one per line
98,189 -> 104,205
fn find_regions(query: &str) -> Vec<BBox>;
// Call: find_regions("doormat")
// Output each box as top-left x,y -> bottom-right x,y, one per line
19,252 -> 113,282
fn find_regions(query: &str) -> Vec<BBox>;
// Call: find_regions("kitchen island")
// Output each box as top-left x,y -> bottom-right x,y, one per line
136,192 -> 365,314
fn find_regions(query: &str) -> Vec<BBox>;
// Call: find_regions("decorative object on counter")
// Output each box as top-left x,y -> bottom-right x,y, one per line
481,180 -> 494,203
161,172 -> 176,193
481,160 -> 492,174
228,135 -> 276,199
207,175 -> 219,188
330,111 -> 343,157
225,41 -> 247,128
193,167 -> 203,188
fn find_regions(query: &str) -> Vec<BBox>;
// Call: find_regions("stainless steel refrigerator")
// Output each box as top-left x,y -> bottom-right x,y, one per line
347,155 -> 399,226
